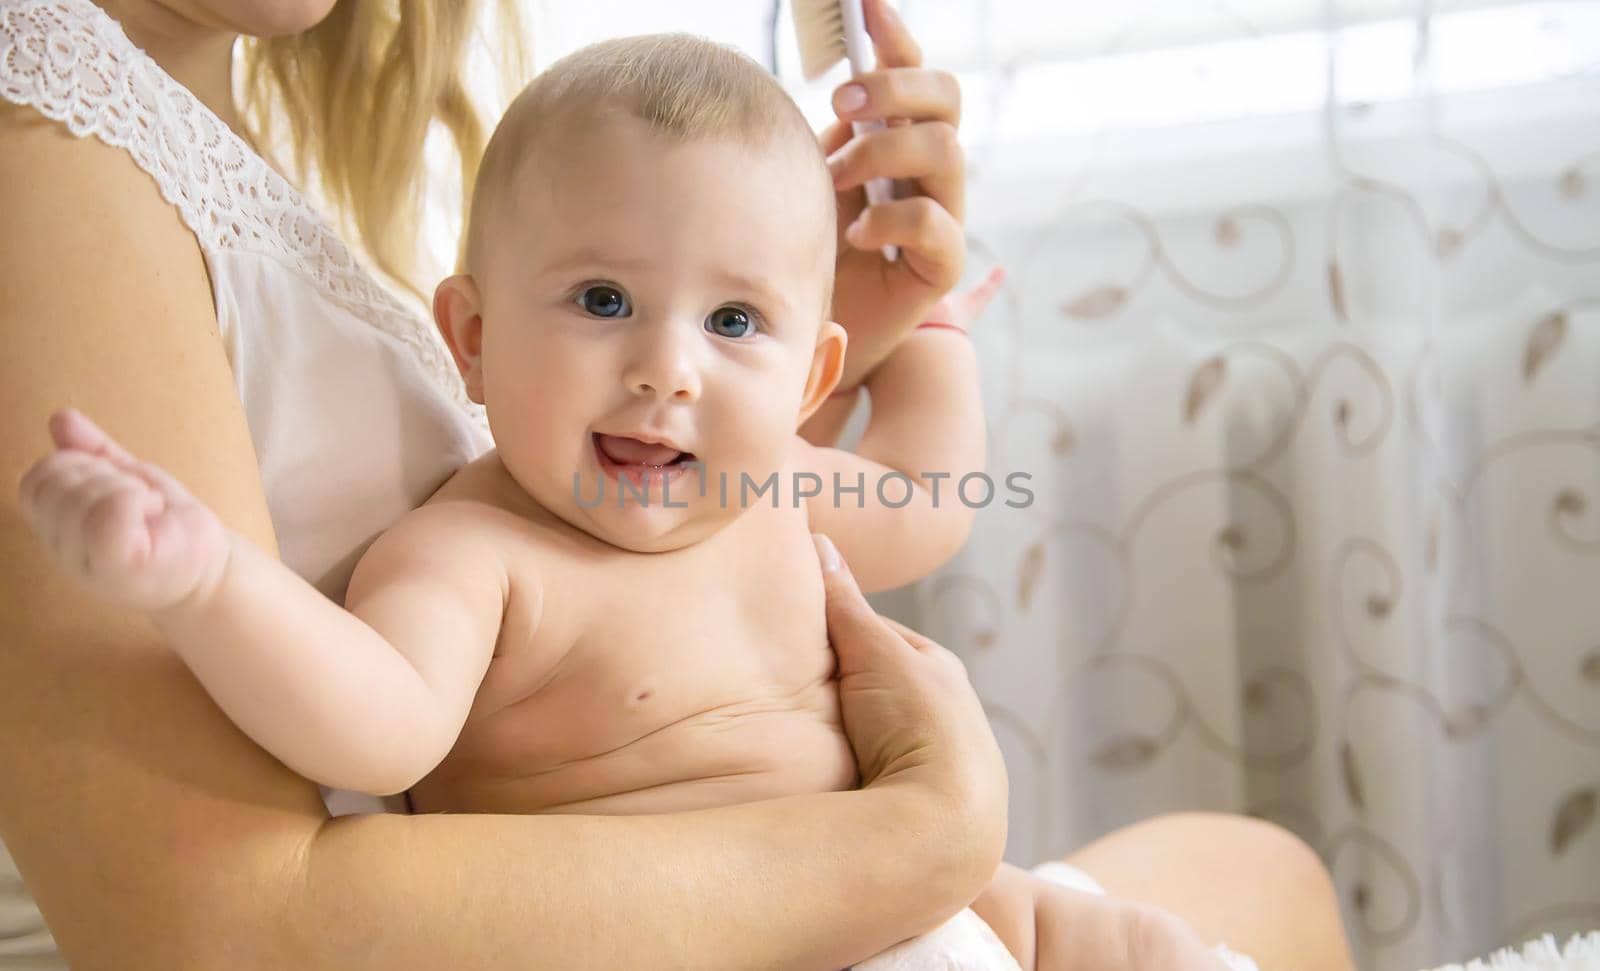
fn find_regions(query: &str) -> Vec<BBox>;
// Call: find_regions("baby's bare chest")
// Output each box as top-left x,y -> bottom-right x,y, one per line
466,507 -> 835,766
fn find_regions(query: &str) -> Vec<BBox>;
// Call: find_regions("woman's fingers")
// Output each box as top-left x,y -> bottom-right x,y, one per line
882,616 -> 949,655
813,536 -> 970,724
881,618 -> 963,667
820,0 -> 966,306
833,68 -> 960,129
862,0 -> 922,69
828,121 -> 965,221
843,197 -> 964,293
816,533 -> 1008,875
814,534 -> 911,676
819,118 -> 853,159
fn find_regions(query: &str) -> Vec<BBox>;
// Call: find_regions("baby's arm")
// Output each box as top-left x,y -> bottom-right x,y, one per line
797,323 -> 985,592
18,409 -> 507,796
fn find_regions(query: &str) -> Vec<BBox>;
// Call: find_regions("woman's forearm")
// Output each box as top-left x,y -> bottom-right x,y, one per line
280,783 -> 983,971
2,601 -> 990,971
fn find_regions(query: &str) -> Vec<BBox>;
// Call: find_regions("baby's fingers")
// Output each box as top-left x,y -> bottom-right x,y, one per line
19,452 -> 109,546
86,487 -> 158,572
70,478 -> 156,578
48,408 -> 140,470
129,458 -> 195,508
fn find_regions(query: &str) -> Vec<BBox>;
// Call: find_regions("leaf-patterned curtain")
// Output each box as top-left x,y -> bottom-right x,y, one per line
871,3 -> 1600,969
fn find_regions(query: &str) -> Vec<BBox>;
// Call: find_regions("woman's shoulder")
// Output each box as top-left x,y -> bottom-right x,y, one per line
0,0 -> 241,244
2,0 -> 476,395
1,0 -> 401,314
1,97 -> 279,558
0,97 -> 215,331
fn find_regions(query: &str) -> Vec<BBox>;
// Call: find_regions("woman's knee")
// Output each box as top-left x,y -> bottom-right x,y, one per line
1066,811 -> 1353,971
1160,812 -> 1333,896
1083,811 -> 1332,892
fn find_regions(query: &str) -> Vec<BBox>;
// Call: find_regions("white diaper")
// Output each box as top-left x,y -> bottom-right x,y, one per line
852,906 -> 1023,971
850,862 -> 1260,971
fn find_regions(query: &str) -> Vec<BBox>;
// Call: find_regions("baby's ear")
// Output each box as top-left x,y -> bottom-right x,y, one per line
798,321 -> 848,424
433,274 -> 486,404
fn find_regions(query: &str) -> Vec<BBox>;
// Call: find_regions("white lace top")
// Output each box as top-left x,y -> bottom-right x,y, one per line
0,0 -> 493,962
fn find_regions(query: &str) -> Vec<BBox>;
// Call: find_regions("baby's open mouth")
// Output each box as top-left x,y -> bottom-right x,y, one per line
592,433 -> 698,493
593,433 -> 694,467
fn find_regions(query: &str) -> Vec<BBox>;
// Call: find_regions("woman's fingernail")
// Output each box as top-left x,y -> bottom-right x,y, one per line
835,83 -> 868,113
813,533 -> 842,572
845,218 -> 868,246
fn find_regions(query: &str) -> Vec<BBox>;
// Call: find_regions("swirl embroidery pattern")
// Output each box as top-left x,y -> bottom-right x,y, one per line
905,7 -> 1600,971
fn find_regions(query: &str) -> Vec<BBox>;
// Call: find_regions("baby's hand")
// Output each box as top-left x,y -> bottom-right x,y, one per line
923,265 -> 1005,334
18,409 -> 230,614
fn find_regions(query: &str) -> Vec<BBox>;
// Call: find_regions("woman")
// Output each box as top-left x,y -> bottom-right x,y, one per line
0,0 -> 1354,967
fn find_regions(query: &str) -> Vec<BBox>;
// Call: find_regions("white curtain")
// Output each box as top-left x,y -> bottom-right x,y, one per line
869,3 -> 1600,970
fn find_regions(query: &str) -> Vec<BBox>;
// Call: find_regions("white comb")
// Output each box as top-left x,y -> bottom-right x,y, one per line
792,0 -> 899,261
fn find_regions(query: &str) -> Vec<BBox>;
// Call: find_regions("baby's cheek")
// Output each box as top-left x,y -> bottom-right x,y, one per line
708,408 -> 786,480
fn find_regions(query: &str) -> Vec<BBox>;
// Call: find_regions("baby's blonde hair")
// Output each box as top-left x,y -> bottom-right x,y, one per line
240,1 -> 528,299
465,34 -> 835,285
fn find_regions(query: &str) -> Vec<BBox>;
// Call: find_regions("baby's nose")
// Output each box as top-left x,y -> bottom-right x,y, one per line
623,332 -> 701,403
630,372 -> 699,401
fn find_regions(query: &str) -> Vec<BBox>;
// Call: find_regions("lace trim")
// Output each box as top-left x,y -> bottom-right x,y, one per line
0,0 -> 478,414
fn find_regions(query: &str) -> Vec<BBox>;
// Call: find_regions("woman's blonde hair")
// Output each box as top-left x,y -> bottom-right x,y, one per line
239,1 -> 529,299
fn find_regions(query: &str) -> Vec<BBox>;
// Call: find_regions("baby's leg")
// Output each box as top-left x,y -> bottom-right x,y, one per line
970,863 -> 1232,971
968,863 -> 1045,968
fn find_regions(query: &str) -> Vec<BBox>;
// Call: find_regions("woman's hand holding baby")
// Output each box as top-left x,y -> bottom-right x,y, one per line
814,532 -> 1009,900
17,408 -> 230,616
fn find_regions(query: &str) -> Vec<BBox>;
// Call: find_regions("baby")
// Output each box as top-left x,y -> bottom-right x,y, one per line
18,34 -> 1240,971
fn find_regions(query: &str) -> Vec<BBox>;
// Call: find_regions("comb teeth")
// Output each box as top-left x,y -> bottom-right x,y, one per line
792,0 -> 849,81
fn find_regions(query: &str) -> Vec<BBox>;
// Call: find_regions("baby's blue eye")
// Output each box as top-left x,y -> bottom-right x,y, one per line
578,285 -> 630,318
706,306 -> 754,338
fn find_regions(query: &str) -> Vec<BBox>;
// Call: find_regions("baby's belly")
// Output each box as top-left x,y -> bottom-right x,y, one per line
410,678 -> 860,815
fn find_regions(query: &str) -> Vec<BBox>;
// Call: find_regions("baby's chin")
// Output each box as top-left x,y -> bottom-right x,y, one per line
564,499 -> 731,554
540,468 -> 729,553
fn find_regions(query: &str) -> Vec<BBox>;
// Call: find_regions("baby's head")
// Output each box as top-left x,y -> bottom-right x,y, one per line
435,34 -> 845,553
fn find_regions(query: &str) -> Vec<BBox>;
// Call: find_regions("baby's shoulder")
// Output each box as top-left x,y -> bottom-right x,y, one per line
392,498 -> 591,585
347,501 -> 522,591
381,498 -> 516,547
